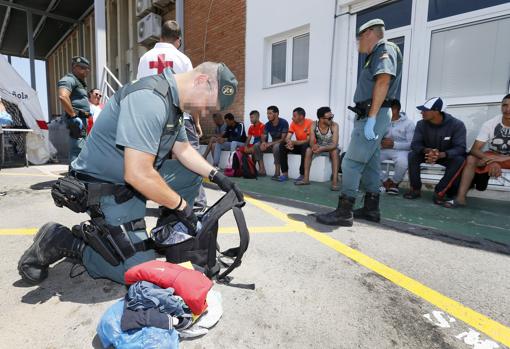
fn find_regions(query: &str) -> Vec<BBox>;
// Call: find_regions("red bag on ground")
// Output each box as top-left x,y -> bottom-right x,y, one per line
124,260 -> 213,315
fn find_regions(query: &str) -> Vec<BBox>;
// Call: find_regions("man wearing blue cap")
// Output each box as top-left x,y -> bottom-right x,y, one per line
18,62 -> 243,285
58,56 -> 91,165
315,19 -> 402,226
404,97 -> 466,204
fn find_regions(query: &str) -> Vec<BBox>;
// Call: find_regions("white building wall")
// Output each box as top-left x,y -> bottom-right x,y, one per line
246,0 -> 510,150
245,0 -> 336,125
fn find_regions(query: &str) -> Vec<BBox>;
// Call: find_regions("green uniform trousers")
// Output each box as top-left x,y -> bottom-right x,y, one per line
341,108 -> 391,198
82,159 -> 201,283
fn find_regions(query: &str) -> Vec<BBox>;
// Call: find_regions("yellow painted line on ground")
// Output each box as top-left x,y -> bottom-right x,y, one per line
245,195 -> 510,347
0,228 -> 38,235
219,225 -> 297,234
0,225 -> 298,236
0,172 -> 57,177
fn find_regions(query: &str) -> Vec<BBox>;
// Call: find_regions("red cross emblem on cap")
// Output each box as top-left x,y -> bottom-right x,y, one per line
149,54 -> 173,74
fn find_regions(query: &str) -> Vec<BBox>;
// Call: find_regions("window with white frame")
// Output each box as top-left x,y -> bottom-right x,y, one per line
427,16 -> 510,100
426,15 -> 510,145
267,28 -> 310,86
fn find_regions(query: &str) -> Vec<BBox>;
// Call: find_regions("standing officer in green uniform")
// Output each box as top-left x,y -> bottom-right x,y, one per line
57,56 -> 91,164
18,62 -> 242,284
316,19 -> 402,226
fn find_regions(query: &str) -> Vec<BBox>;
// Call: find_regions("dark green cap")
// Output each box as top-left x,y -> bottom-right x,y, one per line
72,56 -> 90,67
217,63 -> 237,110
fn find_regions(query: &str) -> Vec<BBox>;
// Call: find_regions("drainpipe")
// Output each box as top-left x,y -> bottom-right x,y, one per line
176,0 -> 184,52
94,0 -> 107,88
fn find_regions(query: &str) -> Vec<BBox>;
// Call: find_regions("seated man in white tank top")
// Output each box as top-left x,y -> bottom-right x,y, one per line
295,106 -> 340,191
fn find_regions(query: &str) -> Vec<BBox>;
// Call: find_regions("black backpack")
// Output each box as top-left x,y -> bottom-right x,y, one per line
152,190 -> 251,285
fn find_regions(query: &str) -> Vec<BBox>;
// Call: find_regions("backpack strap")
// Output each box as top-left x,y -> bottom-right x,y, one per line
113,74 -> 179,129
198,190 -> 254,289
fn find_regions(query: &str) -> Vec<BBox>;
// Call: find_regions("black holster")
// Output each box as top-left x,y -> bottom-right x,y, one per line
53,174 -> 148,266
71,219 -> 150,266
348,99 -> 393,120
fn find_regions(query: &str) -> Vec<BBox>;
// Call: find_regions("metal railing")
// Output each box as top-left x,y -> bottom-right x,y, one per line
99,66 -> 123,103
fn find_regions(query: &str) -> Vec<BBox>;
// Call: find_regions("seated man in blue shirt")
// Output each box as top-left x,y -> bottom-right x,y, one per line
253,105 -> 289,179
212,113 -> 247,167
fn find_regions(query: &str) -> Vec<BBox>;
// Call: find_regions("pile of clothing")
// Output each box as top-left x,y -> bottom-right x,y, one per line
97,260 -> 223,349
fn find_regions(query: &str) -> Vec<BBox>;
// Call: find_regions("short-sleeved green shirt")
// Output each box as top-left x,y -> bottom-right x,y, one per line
353,40 -> 402,103
57,73 -> 90,113
71,71 -> 187,183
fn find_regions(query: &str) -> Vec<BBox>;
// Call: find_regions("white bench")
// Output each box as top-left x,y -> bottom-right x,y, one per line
198,145 -> 333,182
381,160 -> 510,192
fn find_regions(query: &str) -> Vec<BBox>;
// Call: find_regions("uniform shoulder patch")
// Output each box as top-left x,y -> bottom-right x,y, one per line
379,51 -> 389,60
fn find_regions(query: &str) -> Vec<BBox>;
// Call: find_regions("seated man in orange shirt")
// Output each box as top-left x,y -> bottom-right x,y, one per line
243,110 -> 266,175
277,107 -> 312,182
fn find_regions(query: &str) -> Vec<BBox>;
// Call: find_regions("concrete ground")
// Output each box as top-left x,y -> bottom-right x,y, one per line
0,164 -> 509,349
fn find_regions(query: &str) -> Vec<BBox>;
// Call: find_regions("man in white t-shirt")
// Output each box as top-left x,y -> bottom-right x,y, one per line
136,20 -> 206,210
454,94 -> 510,207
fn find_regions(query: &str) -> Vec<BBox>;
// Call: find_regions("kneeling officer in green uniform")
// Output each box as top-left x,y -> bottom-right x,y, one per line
18,62 -> 242,284
316,19 -> 402,226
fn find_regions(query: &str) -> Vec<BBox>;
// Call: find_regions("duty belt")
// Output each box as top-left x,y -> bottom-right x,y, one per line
349,99 -> 392,119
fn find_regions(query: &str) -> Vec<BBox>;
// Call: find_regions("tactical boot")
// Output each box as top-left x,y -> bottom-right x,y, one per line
18,222 -> 85,284
353,192 -> 380,223
316,195 -> 355,227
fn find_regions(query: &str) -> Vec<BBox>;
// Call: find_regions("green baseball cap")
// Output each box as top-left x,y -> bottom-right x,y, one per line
357,18 -> 385,37
72,56 -> 90,67
217,63 -> 238,110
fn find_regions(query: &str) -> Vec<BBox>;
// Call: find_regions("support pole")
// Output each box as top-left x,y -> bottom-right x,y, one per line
94,0 -> 107,87
176,0 -> 184,52
26,11 -> 36,89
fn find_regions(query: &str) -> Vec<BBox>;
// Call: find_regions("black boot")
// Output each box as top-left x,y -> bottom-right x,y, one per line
18,222 -> 85,284
353,192 -> 380,223
316,195 -> 355,227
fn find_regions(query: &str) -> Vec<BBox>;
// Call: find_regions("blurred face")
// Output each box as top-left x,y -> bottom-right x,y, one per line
72,64 -> 90,80
502,98 -> 510,119
267,109 -> 277,122
357,28 -> 372,54
292,111 -> 304,123
420,109 -> 439,122
225,118 -> 236,127
391,106 -> 400,119
250,113 -> 259,124
183,74 -> 219,117
89,89 -> 101,105
320,111 -> 334,126
213,115 -> 224,126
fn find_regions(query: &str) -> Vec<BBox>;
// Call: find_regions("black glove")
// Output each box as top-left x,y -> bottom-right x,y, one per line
174,201 -> 198,236
210,170 -> 244,202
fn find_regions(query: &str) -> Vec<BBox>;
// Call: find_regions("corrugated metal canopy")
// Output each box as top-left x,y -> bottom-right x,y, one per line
0,0 -> 93,60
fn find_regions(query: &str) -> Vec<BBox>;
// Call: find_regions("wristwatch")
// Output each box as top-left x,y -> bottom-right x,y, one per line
208,168 -> 219,181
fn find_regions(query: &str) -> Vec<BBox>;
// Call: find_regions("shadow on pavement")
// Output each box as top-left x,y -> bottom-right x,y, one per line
241,188 -> 510,256
91,334 -> 105,349
286,213 -> 337,233
30,180 -> 57,190
14,260 -> 125,305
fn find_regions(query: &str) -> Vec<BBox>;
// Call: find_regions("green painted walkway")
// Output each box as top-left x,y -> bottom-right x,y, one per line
228,176 -> 510,249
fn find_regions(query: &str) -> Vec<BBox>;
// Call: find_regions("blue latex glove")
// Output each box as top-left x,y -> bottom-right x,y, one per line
364,116 -> 378,141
